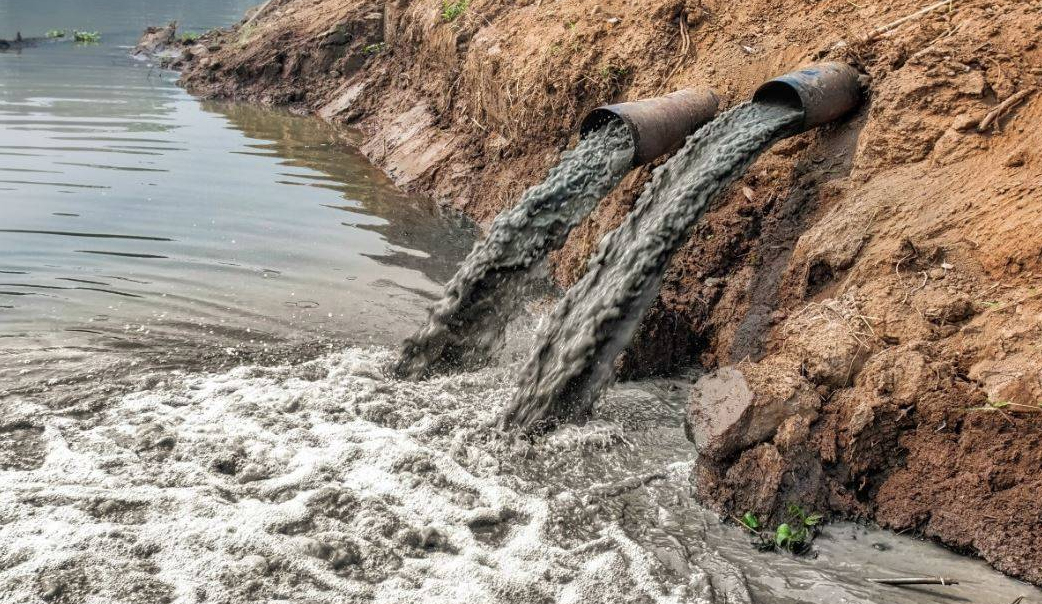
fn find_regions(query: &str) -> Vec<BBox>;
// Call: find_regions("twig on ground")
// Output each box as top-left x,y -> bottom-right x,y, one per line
895,252 -> 913,276
586,471 -> 666,499
655,13 -> 693,95
570,536 -> 615,555
901,270 -> 928,305
977,88 -> 1036,133
859,0 -> 955,44
243,0 -> 276,29
909,21 -> 963,61
868,576 -> 960,586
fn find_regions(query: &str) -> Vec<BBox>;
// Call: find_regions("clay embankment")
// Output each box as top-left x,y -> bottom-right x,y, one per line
177,0 -> 1042,584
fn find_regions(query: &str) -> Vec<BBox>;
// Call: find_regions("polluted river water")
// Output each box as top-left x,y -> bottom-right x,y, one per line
393,121 -> 634,380
1,1 -> 1040,603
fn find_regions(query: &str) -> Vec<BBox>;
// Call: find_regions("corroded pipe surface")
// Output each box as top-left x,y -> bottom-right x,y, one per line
580,88 -> 719,166
752,62 -> 863,131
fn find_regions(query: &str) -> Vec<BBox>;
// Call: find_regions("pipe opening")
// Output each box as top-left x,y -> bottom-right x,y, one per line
580,110 -> 638,159
579,109 -> 629,139
751,62 -> 863,132
751,81 -> 804,113
578,89 -> 719,167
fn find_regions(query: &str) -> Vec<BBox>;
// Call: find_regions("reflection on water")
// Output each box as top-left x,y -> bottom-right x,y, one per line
210,102 -> 474,287
0,6 -> 475,378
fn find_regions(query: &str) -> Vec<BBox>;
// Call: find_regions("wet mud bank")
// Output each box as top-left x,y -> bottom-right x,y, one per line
177,0 -> 1042,585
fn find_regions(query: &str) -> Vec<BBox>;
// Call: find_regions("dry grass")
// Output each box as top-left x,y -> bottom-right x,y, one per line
789,293 -> 880,351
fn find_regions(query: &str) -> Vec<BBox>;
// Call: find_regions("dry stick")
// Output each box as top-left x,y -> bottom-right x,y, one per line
655,15 -> 692,95
859,0 -> 954,44
243,0 -> 276,29
868,577 -> 960,586
977,88 -> 1036,133
586,471 -> 667,499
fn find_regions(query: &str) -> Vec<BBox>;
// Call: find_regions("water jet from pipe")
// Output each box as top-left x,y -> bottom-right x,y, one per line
501,63 -> 864,432
392,89 -> 720,380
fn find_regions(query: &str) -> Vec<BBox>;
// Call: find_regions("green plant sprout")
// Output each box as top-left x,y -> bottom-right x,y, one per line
600,63 -> 630,82
363,42 -> 386,55
441,0 -> 470,22
965,399 -> 1042,414
73,31 -> 101,44
738,504 -> 823,554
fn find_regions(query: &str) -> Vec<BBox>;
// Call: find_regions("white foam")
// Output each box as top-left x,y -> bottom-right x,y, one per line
0,347 -> 711,603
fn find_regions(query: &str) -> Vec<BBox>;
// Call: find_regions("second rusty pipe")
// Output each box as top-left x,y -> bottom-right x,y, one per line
580,88 -> 719,167
752,62 -> 864,132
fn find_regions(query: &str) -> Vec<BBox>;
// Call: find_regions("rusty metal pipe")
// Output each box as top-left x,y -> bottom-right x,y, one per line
580,88 -> 719,167
752,62 -> 863,132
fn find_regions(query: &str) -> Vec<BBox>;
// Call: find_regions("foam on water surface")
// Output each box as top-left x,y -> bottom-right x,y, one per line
0,347 -> 720,604
2,347 -> 1038,604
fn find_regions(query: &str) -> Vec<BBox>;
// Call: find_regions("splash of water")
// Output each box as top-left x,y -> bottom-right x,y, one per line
392,122 -> 634,379
0,347 -> 734,604
500,103 -> 801,432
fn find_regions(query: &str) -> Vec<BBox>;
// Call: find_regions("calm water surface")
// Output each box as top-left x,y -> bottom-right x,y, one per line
0,0 -> 474,377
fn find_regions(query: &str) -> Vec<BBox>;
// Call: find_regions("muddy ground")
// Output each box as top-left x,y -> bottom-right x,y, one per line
175,0 -> 1042,585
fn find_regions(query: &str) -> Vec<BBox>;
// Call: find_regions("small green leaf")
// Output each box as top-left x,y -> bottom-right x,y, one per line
441,0 -> 470,22
804,513 -> 823,526
740,512 -> 760,529
775,523 -> 792,547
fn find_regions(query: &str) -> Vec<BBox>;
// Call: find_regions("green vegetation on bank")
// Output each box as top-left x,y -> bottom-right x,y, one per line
599,63 -> 630,83
964,398 -> 1042,420
73,30 -> 101,43
363,42 -> 386,55
238,24 -> 256,46
441,0 -> 470,22
739,504 -> 823,554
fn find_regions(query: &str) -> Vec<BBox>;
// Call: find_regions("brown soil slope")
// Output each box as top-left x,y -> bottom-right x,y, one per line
179,0 -> 1042,584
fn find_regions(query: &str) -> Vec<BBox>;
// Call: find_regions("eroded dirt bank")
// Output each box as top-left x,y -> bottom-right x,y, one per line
177,0 -> 1042,584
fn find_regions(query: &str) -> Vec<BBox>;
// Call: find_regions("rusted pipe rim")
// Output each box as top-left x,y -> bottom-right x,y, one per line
579,88 -> 720,167
580,108 -> 640,159
752,62 -> 864,131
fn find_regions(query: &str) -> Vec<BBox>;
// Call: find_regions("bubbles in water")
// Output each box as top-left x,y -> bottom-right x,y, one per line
0,347 -> 715,604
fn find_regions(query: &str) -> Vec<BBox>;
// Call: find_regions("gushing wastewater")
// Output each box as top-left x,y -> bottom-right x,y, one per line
392,121 -> 634,379
4,347 -> 1033,604
500,102 -> 802,432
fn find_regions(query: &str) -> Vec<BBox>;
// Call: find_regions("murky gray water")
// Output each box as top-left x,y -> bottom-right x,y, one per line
504,103 -> 800,431
393,121 -> 633,380
0,2 -> 1039,603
